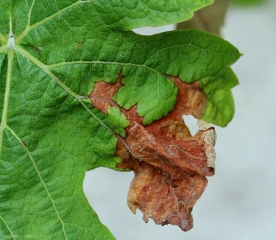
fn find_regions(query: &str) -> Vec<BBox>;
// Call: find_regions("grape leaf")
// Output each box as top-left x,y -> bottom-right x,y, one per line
0,0 -> 239,239
234,0 -> 265,5
177,0 -> 233,36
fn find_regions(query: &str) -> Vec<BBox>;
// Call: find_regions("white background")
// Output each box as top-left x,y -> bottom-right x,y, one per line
84,1 -> 276,239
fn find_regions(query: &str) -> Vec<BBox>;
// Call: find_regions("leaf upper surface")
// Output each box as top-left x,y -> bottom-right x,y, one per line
0,0 -> 239,239
92,0 -> 214,30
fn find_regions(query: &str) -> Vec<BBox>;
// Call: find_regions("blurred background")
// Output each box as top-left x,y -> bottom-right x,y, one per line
84,0 -> 276,239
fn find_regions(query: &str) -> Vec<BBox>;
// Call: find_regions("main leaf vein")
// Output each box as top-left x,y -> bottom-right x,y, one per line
0,49 -> 14,157
14,45 -> 118,142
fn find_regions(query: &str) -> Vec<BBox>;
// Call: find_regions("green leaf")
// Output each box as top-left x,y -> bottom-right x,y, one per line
113,30 -> 239,125
0,0 -> 239,239
234,0 -> 265,5
106,106 -> 130,137
200,67 -> 239,126
92,0 -> 214,30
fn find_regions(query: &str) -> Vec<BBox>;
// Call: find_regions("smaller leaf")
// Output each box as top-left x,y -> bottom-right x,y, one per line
177,0 -> 232,35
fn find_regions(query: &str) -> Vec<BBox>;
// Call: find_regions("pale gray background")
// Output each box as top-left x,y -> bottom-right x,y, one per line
84,1 -> 276,239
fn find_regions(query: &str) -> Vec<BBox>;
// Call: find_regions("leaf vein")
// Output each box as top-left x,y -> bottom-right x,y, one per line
0,215 -> 15,239
47,60 -> 161,75
64,223 -> 102,240
15,46 -> 119,141
17,0 -> 82,43
0,49 -> 13,157
6,125 -> 68,240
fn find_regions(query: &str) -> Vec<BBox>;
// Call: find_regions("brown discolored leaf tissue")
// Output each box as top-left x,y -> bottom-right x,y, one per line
90,75 -> 217,231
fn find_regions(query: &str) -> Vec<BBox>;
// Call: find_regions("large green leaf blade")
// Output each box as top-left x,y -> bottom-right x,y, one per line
0,0 -> 239,239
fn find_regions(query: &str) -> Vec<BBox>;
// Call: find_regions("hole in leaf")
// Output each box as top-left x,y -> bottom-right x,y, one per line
182,115 -> 198,136
134,24 -> 175,35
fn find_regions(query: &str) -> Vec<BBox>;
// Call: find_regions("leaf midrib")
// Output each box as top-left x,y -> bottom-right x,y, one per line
0,49 -> 13,156
0,27 -> 68,240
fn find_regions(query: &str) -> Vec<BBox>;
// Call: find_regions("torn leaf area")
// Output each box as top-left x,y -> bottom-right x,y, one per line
90,78 -> 217,231
118,157 -> 207,231
116,120 -> 214,231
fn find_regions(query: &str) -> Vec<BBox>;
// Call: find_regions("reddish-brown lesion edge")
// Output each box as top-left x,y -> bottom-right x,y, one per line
89,73 -> 215,231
